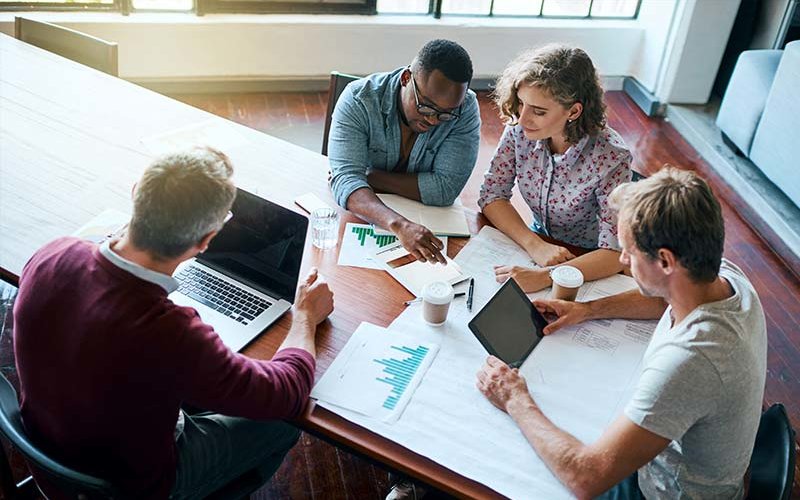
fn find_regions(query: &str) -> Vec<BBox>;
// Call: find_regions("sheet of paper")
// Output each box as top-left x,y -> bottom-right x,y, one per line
72,209 -> 130,244
373,194 -> 469,237
337,223 -> 447,271
374,241 -> 468,296
317,228 -> 659,499
311,322 -> 439,424
140,119 -> 249,156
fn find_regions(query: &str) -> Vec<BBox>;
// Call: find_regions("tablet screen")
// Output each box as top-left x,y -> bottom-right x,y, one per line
468,279 -> 548,367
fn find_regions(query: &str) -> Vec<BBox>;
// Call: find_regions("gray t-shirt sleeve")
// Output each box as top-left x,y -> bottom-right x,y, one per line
624,346 -> 722,441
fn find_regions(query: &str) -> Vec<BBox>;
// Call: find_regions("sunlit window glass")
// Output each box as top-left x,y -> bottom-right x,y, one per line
133,0 -> 193,9
541,0 -> 590,16
590,0 -> 638,17
492,0 -> 543,16
377,0 -> 429,14
441,0 -> 491,15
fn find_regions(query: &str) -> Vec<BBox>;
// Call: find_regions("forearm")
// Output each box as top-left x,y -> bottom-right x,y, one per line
346,187 -> 410,232
278,311 -> 317,358
566,248 -> 624,282
507,397 -> 605,499
586,288 -> 667,321
367,170 -> 421,201
483,200 -> 543,254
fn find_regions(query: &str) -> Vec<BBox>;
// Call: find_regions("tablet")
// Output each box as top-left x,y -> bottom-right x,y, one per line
468,279 -> 549,368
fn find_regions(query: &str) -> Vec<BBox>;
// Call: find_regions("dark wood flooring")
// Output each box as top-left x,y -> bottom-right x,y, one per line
1,90 -> 798,499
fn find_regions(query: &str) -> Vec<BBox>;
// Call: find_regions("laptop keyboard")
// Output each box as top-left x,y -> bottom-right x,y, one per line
175,266 -> 272,325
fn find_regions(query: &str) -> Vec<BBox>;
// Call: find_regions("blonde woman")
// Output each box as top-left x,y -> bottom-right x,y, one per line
479,44 -> 632,292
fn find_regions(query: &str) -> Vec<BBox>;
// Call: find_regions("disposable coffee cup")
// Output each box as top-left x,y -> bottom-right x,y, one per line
421,281 -> 454,327
550,265 -> 584,301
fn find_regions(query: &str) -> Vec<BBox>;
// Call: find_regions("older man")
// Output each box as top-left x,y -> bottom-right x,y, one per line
478,167 -> 766,499
13,148 -> 334,499
328,39 -> 481,264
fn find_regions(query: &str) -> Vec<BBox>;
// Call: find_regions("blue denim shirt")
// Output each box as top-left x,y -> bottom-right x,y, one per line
328,67 -> 481,208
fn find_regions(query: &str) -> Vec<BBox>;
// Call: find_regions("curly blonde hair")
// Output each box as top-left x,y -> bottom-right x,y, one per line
492,44 -> 606,144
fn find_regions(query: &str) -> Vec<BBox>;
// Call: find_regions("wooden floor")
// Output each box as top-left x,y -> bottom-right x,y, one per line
1,89 -> 798,499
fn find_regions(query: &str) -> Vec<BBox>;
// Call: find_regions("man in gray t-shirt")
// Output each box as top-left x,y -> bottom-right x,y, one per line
476,167 -> 767,499
626,259 -> 766,498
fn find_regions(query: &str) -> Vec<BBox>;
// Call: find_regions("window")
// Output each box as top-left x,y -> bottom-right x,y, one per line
196,0 -> 376,15
0,0 -> 637,17
377,0 -> 640,18
0,0 -> 117,10
132,0 -> 192,10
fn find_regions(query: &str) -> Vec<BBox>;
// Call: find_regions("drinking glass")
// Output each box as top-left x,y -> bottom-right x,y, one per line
311,208 -> 340,250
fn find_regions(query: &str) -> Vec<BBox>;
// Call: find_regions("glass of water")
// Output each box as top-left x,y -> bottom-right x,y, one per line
311,208 -> 340,250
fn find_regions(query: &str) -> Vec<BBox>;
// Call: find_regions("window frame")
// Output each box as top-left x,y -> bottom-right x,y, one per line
196,0 -> 376,15
0,0 -> 123,12
423,0 -> 642,20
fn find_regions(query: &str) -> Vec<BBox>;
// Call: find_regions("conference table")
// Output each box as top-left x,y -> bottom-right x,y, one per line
0,33 -> 591,499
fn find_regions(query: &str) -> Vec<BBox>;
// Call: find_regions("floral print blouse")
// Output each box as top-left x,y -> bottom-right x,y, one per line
478,124 -> 633,250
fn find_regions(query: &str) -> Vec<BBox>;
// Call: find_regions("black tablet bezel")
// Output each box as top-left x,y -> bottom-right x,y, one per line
468,279 -> 549,368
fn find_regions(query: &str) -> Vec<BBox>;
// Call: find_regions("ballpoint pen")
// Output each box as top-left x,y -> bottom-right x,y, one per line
467,278 -> 475,312
404,292 -> 465,306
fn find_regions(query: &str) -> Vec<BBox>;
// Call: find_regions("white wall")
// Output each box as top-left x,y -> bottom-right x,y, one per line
629,0 -> 679,92
1,3 -> 742,105
750,0 -> 791,48
0,13 -> 642,84
653,0 -> 741,104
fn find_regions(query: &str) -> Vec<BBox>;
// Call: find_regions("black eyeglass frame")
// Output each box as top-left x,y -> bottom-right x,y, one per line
407,68 -> 460,122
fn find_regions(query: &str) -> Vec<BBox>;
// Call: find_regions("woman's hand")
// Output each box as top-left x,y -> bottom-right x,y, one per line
527,241 -> 575,267
494,266 -> 552,293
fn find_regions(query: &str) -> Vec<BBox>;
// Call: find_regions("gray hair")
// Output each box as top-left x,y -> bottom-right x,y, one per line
128,147 -> 236,260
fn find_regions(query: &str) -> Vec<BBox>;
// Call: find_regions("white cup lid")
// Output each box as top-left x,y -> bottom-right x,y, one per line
550,265 -> 584,288
422,281 -> 454,305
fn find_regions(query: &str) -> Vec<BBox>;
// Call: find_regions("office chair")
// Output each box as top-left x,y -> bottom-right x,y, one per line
0,372 -> 265,499
14,17 -> 119,77
631,170 -> 647,182
747,403 -> 796,500
0,372 -> 119,499
321,71 -> 360,156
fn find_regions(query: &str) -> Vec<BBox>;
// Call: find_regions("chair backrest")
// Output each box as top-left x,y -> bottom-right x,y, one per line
321,71 -> 361,156
748,403 -> 796,500
14,17 -> 119,77
0,373 -> 118,499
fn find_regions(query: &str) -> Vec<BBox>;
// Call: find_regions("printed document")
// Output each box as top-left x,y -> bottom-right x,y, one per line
374,241 -> 468,296
311,322 -> 439,424
337,223 -> 446,271
373,194 -> 470,237
316,226 -> 659,498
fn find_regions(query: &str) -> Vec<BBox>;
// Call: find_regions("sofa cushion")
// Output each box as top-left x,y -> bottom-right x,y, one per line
750,41 -> 800,208
716,49 -> 782,155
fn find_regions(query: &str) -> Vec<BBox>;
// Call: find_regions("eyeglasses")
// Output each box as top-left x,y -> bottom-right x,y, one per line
408,69 -> 460,122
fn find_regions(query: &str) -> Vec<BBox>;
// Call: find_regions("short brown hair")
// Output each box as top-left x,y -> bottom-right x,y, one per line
128,147 -> 236,260
610,167 -> 725,283
492,44 -> 606,144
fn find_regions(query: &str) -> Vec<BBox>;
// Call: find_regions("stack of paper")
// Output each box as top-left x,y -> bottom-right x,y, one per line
373,241 -> 469,296
374,194 -> 469,237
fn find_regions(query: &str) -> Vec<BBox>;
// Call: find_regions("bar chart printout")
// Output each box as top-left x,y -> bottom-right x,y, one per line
311,323 -> 439,423
377,345 -> 430,410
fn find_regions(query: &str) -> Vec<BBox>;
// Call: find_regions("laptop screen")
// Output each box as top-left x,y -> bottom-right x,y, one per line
197,188 -> 308,303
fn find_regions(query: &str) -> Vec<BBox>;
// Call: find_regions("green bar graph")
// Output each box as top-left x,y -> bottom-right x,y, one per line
352,225 -> 397,248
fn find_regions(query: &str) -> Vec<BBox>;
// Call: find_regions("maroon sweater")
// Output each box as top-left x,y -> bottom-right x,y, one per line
12,237 -> 315,498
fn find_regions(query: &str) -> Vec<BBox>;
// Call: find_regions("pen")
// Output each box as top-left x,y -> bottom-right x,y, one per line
467,278 -> 475,312
404,292 -> 465,306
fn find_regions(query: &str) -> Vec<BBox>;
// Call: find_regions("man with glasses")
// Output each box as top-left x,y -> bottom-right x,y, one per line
328,39 -> 481,264
13,147 -> 334,498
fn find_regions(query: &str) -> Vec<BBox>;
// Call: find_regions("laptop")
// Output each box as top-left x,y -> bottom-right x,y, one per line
169,188 -> 308,352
